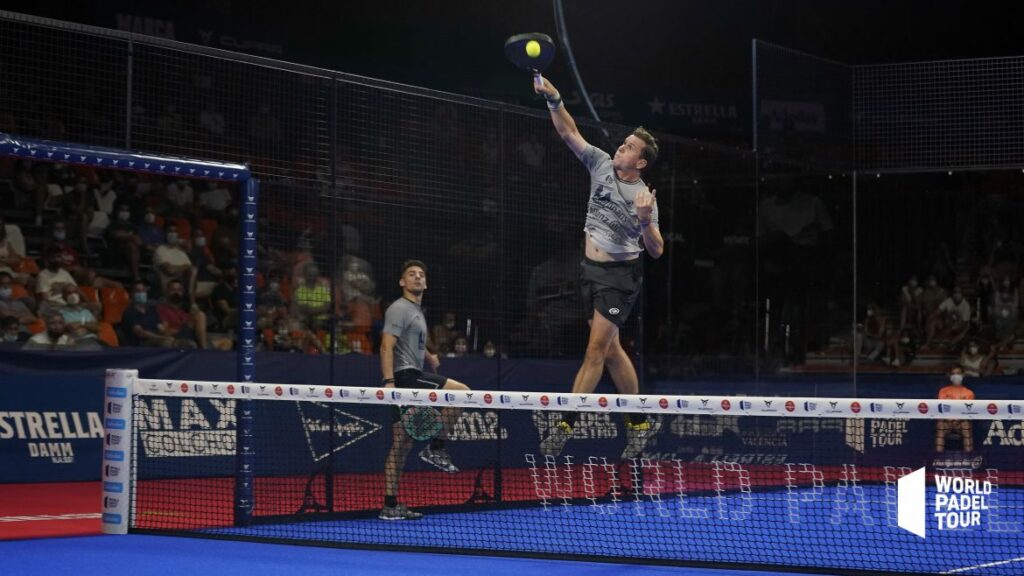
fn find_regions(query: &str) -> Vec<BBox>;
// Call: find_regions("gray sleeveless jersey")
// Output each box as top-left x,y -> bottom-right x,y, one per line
581,145 -> 659,256
383,297 -> 426,372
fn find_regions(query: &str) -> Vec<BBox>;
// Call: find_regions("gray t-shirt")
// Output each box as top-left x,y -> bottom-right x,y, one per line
581,145 -> 659,256
383,297 -> 426,372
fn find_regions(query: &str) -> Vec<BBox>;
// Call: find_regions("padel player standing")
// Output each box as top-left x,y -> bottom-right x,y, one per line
533,77 -> 665,459
379,260 -> 470,520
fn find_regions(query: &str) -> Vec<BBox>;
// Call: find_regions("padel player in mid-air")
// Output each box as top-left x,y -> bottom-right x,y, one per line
533,76 -> 665,460
379,260 -> 471,520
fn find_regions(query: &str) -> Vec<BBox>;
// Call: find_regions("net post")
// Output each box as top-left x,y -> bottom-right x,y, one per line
100,368 -> 137,535
235,176 -> 259,526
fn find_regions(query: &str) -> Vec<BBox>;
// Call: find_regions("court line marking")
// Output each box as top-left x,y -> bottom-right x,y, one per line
0,513 -> 101,523
942,556 -> 1024,574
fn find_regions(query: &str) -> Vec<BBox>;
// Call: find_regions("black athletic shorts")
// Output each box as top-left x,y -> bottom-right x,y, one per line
391,368 -> 448,422
580,256 -> 643,329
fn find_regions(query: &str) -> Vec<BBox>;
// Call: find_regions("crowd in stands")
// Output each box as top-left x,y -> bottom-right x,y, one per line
0,160 -> 508,358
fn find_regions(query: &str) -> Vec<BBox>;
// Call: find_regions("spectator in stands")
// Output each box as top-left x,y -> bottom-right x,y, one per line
990,278 -> 1020,352
919,275 -> 948,323
338,259 -> 379,355
43,220 -> 83,276
136,207 -> 166,259
0,315 -> 25,346
449,336 -> 469,358
266,315 -> 324,354
855,302 -> 886,363
190,227 -> 222,303
259,268 -> 289,311
925,287 -> 972,351
156,279 -> 208,349
431,311 -> 460,356
35,252 -> 77,317
482,340 -> 499,359
0,216 -> 32,285
120,280 -> 172,347
198,181 -> 232,218
292,262 -> 330,330
89,177 -> 118,237
13,160 -> 37,210
61,175 -> 94,254
209,265 -> 238,333
212,206 -> 239,266
106,203 -> 144,281
58,285 -> 101,345
22,313 -> 82,350
959,339 -> 996,378
0,272 -> 37,331
899,275 -> 923,331
165,179 -> 196,219
153,223 -> 195,295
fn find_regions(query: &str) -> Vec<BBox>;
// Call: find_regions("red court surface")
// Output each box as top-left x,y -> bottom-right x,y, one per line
0,481 -> 101,540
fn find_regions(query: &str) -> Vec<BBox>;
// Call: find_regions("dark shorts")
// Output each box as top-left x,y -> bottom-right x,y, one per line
580,257 -> 643,329
391,368 -> 448,422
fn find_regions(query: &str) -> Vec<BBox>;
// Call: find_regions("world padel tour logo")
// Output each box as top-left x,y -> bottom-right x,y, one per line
898,468 -> 992,537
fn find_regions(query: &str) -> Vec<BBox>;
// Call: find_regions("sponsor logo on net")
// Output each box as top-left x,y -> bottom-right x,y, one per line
898,468 -> 992,537
137,398 -> 236,458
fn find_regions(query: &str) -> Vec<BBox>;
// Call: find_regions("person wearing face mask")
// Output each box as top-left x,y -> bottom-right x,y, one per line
0,316 -> 24,346
974,269 -> 996,325
924,286 -> 971,351
23,313 -> 75,350
190,228 -> 222,302
89,178 -> 118,235
934,366 -> 975,454
448,336 -> 469,358
120,281 -> 172,347
35,251 -> 77,317
136,207 -> 166,256
153,223 -> 196,295
58,285 -> 101,345
958,340 -> 996,378
0,272 -> 38,330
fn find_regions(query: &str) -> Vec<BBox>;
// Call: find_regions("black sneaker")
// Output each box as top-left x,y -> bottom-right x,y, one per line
379,504 -> 424,520
419,446 -> 459,473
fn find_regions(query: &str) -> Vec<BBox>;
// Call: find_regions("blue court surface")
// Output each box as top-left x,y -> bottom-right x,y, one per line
3,534 -> 829,576
205,486 -> 1024,575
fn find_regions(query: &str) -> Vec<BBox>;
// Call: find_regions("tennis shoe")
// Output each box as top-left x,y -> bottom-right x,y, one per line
621,418 -> 662,460
540,421 -> 573,456
419,446 -> 458,473
379,504 -> 424,520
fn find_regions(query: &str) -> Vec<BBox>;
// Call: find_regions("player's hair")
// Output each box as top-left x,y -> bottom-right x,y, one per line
401,259 -> 427,276
632,126 -> 659,168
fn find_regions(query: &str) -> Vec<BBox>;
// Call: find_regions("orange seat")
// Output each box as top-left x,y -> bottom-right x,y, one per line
10,283 -> 29,300
79,285 -> 99,305
101,286 -> 131,325
97,321 -> 119,347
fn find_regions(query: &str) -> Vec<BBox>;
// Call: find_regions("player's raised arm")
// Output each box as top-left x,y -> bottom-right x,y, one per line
534,76 -> 589,160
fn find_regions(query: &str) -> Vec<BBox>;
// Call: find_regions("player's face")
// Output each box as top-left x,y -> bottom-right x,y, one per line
613,135 -> 648,172
400,266 -> 427,295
